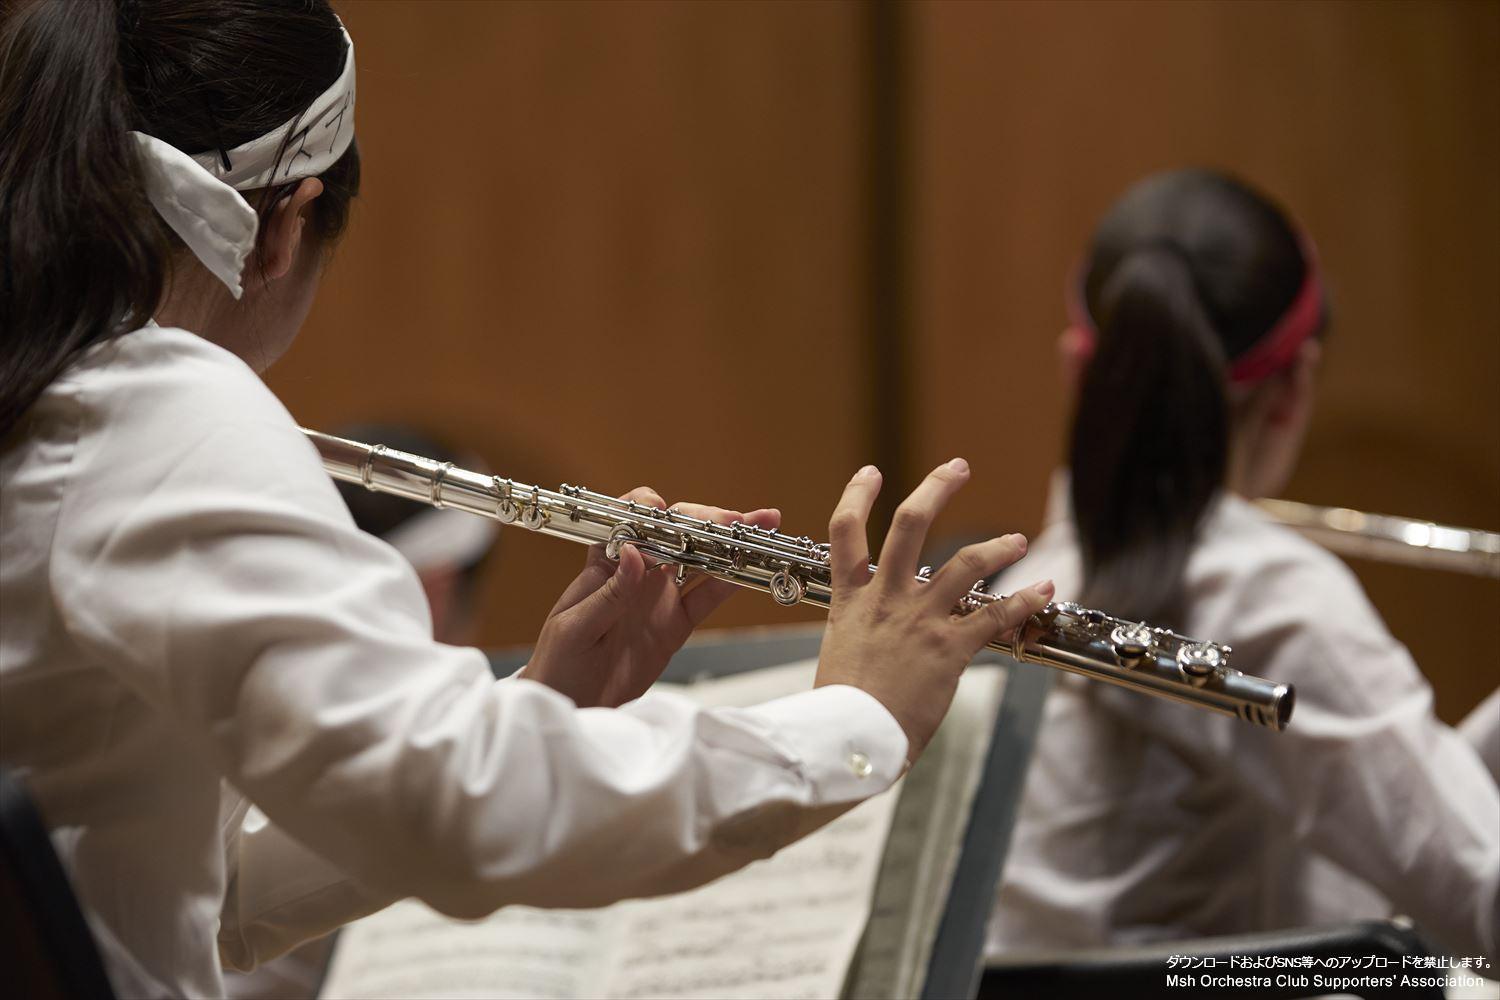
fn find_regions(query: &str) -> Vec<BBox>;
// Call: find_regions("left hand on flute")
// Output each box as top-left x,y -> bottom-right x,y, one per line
520,487 -> 780,707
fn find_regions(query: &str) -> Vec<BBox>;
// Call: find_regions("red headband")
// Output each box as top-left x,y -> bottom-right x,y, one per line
1066,236 -> 1324,385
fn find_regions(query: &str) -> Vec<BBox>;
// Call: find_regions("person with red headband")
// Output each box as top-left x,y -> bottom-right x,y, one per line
982,169 -> 1497,966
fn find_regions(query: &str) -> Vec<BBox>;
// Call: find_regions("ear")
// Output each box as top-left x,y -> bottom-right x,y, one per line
1057,326 -> 1092,391
260,177 -> 325,281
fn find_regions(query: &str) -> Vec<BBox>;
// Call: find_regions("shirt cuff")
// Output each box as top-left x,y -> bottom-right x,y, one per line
741,684 -> 909,805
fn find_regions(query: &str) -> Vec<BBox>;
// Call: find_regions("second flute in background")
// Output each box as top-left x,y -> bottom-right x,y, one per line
1258,498 -> 1500,579
304,428 -> 1295,731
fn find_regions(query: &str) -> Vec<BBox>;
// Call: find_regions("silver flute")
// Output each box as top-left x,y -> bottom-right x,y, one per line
1258,499 -> 1500,580
305,428 -> 1293,731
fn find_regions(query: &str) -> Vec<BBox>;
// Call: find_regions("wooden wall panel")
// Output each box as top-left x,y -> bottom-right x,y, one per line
914,0 -> 1500,721
269,1 -> 1495,720
270,1 -> 869,647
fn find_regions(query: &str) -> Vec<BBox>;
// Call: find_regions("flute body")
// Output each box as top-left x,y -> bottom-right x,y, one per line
1258,498 -> 1500,579
304,428 -> 1293,731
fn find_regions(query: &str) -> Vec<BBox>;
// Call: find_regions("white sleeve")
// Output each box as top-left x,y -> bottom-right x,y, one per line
219,805 -> 389,971
51,384 -> 908,944
1220,594 -> 1499,963
1460,688 -> 1500,786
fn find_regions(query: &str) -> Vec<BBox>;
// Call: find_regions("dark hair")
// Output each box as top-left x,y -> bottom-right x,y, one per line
1069,169 -> 1322,623
0,0 -> 360,439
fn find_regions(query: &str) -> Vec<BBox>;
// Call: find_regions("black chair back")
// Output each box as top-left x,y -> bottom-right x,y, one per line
980,919 -> 1444,999
0,770 -> 116,1000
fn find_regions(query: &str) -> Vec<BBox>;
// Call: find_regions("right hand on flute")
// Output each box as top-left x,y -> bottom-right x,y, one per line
816,459 -> 1054,762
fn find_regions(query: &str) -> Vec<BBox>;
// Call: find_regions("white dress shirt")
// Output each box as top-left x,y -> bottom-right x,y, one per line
985,475 -> 1499,964
1462,687 -> 1500,786
0,325 -> 907,999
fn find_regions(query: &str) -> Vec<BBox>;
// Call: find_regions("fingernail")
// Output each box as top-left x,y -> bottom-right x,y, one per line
947,457 -> 969,474
1035,579 -> 1055,598
856,465 -> 879,479
1007,532 -> 1028,552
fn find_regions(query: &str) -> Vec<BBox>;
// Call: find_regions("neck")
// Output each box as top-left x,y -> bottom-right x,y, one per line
153,259 -> 273,372
1226,425 -> 1256,499
1227,410 -> 1299,501
155,258 -> 231,331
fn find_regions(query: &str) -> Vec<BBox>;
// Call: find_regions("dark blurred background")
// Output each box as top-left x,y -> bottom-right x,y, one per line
272,0 -> 1499,723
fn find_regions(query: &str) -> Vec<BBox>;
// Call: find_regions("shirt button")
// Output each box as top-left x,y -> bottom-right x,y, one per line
847,750 -> 873,779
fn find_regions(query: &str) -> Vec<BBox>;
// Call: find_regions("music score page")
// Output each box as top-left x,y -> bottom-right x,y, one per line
320,661 -> 902,1000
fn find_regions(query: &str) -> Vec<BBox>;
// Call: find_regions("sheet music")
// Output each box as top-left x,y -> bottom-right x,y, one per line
321,905 -> 609,999
599,787 -> 899,999
845,665 -> 1005,999
321,659 -> 900,1000
666,657 -> 818,708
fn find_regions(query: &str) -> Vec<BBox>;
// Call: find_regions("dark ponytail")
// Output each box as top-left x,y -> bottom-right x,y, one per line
1070,246 -> 1228,622
0,0 -> 165,438
1068,169 -> 1317,624
0,0 -> 360,441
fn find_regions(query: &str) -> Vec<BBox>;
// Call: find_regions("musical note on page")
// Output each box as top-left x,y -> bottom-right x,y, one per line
599,788 -> 900,999
321,906 -> 608,999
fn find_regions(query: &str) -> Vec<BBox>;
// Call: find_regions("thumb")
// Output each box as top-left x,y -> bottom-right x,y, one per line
557,544 -> 647,641
549,546 -> 617,615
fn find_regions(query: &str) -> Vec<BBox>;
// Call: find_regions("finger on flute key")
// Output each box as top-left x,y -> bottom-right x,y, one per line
962,580 -> 1055,644
926,533 -> 1028,610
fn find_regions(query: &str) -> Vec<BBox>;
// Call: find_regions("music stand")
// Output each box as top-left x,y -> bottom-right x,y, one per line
491,624 -> 1053,1000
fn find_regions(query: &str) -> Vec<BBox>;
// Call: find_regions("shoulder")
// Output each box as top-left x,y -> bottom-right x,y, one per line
1187,495 -> 1415,694
48,325 -> 345,536
1195,495 -> 1377,623
55,326 -> 294,436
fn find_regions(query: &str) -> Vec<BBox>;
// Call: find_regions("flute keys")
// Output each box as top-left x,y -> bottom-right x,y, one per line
1051,600 -> 1083,621
951,579 -> 989,616
769,568 -> 805,606
955,594 -> 983,616
522,501 -> 547,531
1177,642 -> 1225,686
1110,622 -> 1155,663
493,477 -> 519,524
605,523 -> 640,562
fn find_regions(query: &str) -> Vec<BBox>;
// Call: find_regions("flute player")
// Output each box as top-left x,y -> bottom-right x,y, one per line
0,2 -> 1055,996
983,169 -> 1498,967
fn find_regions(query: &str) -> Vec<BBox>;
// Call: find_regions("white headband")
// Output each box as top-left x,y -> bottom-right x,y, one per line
383,505 -> 500,574
128,25 -> 356,298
